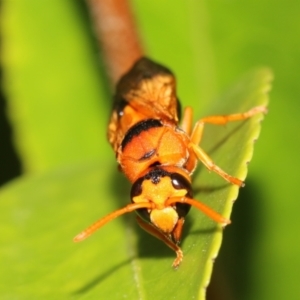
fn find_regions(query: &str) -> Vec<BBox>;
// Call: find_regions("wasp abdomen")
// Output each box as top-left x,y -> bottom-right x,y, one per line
119,119 -> 190,182
121,119 -> 162,150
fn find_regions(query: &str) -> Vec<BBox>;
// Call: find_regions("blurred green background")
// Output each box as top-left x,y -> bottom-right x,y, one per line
0,0 -> 299,299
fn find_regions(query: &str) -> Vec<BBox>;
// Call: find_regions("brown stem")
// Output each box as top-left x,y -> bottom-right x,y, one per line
86,0 -> 144,85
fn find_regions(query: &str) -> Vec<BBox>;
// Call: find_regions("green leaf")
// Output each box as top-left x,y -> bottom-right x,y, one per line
0,68 -> 271,299
1,0 -> 110,172
2,0 -> 282,299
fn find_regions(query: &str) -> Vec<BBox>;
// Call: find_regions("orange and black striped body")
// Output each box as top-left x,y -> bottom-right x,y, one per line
74,57 -> 267,268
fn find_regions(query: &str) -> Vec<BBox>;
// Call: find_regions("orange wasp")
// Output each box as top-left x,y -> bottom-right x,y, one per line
74,58 -> 266,268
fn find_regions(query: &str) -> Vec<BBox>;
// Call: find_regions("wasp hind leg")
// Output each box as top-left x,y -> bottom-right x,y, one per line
136,216 -> 183,268
189,143 -> 244,186
189,106 -> 267,186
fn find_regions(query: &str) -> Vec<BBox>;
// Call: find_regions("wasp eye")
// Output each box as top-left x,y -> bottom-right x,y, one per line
131,177 -> 144,199
170,173 -> 193,219
170,173 -> 193,198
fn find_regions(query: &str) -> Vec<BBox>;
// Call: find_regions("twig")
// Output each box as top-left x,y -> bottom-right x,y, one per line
86,0 -> 144,85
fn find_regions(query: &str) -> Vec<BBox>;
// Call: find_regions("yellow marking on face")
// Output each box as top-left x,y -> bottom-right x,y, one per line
132,176 -> 187,208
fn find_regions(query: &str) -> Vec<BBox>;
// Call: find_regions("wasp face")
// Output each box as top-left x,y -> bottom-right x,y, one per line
131,167 -> 192,234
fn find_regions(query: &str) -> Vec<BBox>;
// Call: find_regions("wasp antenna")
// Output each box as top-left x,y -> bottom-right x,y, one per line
73,202 -> 154,242
166,197 -> 231,225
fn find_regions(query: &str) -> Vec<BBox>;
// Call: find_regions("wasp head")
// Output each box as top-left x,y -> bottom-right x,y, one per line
131,167 -> 192,234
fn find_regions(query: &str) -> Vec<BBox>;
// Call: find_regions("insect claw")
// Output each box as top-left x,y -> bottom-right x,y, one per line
222,218 -> 231,226
73,232 -> 87,242
172,248 -> 183,269
230,176 -> 245,187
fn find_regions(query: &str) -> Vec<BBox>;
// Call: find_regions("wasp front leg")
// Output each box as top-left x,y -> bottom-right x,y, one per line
136,216 -> 183,268
188,106 -> 267,186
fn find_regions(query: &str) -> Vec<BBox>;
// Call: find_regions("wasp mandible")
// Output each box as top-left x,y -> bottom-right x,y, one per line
74,58 -> 266,268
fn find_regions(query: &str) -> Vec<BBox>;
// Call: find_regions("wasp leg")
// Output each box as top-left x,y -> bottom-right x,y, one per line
189,143 -> 244,186
191,105 -> 267,145
189,106 -> 267,186
136,216 -> 183,268
180,106 -> 193,135
180,107 -> 199,173
172,217 -> 185,244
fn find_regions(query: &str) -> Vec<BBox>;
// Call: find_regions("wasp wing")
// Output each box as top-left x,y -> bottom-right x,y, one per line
116,57 -> 180,122
108,58 -> 181,151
